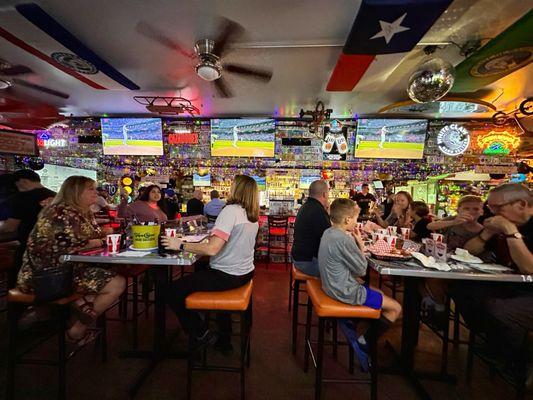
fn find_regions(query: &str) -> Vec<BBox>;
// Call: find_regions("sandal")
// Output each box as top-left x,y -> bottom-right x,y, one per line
73,297 -> 97,325
65,329 -> 99,349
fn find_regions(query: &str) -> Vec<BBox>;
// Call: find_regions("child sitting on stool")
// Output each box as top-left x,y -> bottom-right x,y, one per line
318,198 -> 401,370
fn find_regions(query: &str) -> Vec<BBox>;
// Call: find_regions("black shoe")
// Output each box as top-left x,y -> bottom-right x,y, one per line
194,329 -> 218,350
213,339 -> 234,356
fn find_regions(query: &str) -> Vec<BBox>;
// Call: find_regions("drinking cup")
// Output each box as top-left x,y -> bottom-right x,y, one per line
387,226 -> 398,236
106,234 -> 121,254
385,235 -> 397,249
401,227 -> 410,240
431,233 -> 444,243
165,228 -> 177,238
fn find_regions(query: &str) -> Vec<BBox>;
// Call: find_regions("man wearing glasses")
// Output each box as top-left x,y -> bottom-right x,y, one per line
453,183 -> 532,387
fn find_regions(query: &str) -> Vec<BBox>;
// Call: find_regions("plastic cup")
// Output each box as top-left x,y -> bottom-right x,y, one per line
401,227 -> 411,240
431,233 -> 444,243
387,226 -> 398,236
165,228 -> 177,238
385,235 -> 397,249
106,234 -> 121,254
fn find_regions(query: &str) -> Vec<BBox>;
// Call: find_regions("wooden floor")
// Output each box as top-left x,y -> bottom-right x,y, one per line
0,264 -> 528,400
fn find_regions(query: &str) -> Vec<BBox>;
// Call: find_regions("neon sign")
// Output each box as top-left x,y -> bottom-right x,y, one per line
168,132 -> 199,145
476,130 -> 521,155
37,132 -> 67,148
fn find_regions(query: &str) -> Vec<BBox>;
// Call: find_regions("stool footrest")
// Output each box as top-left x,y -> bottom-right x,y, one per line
191,365 -> 241,373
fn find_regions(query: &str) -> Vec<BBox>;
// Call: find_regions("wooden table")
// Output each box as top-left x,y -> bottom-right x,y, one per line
60,250 -> 199,397
368,257 -> 532,400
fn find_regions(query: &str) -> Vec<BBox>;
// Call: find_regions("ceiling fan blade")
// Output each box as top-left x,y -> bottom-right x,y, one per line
212,18 -> 244,57
213,77 -> 233,98
0,65 -> 33,76
135,21 -> 194,59
223,63 -> 272,82
13,79 -> 70,99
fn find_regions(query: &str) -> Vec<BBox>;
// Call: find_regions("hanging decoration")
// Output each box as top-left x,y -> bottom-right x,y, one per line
407,57 -> 455,103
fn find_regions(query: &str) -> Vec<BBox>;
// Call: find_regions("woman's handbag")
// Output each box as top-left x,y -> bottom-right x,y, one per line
33,265 -> 73,303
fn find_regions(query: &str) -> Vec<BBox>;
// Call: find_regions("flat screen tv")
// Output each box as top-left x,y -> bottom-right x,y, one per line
210,119 -> 275,157
373,180 -> 384,189
101,118 -> 163,155
193,173 -> 211,187
37,164 -> 97,193
300,176 -> 321,189
252,175 -> 266,190
354,119 -> 427,159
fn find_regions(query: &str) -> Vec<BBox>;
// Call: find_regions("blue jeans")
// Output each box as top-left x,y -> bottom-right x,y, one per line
293,258 -> 320,277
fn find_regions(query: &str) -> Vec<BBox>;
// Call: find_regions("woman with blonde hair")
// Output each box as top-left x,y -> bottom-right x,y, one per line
17,176 -> 126,346
162,175 -> 259,352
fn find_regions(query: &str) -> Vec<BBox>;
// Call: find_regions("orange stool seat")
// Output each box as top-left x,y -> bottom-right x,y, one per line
186,280 -> 253,311
306,280 -> 381,319
7,288 -> 81,305
292,265 -> 319,282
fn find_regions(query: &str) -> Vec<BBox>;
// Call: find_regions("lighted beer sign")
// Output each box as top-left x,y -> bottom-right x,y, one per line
476,130 -> 521,155
168,131 -> 199,145
37,132 -> 67,148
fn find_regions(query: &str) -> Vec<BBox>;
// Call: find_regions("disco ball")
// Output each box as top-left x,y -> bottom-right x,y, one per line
407,57 -> 455,103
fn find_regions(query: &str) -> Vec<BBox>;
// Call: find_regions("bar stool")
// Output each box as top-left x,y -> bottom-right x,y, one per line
185,280 -> 253,400
267,215 -> 289,269
304,280 -> 381,400
289,264 -> 318,354
5,289 -> 108,400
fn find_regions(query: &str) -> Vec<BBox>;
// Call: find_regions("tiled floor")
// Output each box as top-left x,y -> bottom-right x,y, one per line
0,264 -> 528,399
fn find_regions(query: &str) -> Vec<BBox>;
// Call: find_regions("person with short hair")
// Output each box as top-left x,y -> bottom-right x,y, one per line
204,190 -> 226,228
351,183 -> 376,217
187,189 -> 205,216
452,183 -> 533,382
17,176 -> 126,347
162,175 -> 258,353
318,198 -> 401,369
291,180 -> 331,276
409,201 -> 432,241
427,195 -> 484,250
0,169 -> 56,245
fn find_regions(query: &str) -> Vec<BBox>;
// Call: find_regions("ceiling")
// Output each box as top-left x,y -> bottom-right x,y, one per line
0,0 -> 531,119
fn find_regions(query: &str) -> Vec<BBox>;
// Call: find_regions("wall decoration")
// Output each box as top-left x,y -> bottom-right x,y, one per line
0,129 -> 38,155
322,120 -> 348,161
436,124 -> 470,156
475,130 -> 522,155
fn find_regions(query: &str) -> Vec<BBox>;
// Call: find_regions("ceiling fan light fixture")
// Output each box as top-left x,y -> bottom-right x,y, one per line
0,79 -> 11,89
196,62 -> 221,81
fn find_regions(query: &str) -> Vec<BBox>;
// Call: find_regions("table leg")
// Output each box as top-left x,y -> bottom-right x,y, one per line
382,277 -> 456,400
124,266 -> 187,398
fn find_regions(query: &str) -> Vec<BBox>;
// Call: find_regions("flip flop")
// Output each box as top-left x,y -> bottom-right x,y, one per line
65,329 -> 99,349
73,297 -> 97,325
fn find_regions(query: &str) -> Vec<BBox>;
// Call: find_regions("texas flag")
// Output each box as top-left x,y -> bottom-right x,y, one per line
0,3 -> 139,90
326,0 -> 453,91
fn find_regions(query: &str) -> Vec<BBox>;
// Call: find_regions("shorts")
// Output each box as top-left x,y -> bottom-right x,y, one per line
362,286 -> 383,310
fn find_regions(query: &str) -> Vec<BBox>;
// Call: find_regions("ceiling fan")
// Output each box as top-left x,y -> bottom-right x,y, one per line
136,18 -> 273,98
0,59 -> 70,99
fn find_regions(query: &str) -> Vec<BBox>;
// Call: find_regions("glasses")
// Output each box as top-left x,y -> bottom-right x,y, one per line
487,200 -> 517,213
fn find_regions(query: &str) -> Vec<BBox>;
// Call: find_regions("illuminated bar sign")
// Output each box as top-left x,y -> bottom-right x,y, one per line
0,129 -> 39,155
168,132 -> 199,145
476,130 -> 521,155
37,132 -> 67,148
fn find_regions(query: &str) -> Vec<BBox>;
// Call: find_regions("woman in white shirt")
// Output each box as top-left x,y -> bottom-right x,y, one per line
162,175 -> 259,352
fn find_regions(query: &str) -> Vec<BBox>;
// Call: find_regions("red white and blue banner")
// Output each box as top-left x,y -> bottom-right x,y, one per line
327,0 -> 453,92
0,3 -> 139,90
